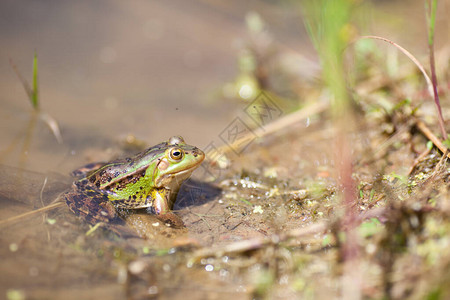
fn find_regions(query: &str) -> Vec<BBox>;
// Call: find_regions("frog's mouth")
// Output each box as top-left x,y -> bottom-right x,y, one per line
154,158 -> 204,188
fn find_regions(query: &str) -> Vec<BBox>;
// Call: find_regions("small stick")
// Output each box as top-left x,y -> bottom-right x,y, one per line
218,101 -> 328,155
416,119 -> 450,159
192,222 -> 326,259
432,149 -> 449,176
408,146 -> 432,175
0,202 -> 64,227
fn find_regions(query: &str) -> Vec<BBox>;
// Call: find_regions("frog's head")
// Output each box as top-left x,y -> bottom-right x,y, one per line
151,136 -> 205,190
87,136 -> 205,195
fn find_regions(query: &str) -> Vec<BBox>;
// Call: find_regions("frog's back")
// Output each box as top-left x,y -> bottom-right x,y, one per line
71,162 -> 108,178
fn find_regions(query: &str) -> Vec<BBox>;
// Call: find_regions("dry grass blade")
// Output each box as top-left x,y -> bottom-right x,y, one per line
218,101 -> 328,155
0,202 -> 65,227
360,35 -> 447,140
40,112 -> 63,144
360,36 -> 434,97
9,57 -> 33,102
425,0 -> 446,139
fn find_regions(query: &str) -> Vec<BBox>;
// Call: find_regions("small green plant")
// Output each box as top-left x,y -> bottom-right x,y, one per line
302,1 -> 362,299
357,218 -> 382,238
360,0 -> 447,145
9,52 -> 62,144
10,52 -> 39,110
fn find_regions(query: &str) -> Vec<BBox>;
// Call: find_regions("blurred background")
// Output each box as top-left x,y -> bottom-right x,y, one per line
0,0 -> 445,173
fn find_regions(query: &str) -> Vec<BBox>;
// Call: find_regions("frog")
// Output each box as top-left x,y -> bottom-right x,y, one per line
64,136 -> 205,227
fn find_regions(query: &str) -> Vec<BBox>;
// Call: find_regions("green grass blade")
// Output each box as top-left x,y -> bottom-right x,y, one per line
426,0 -> 437,46
303,0 -> 354,116
32,52 -> 39,109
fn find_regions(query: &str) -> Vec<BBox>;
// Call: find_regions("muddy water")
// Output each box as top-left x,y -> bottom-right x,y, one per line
0,129 -> 331,299
0,0 -> 441,299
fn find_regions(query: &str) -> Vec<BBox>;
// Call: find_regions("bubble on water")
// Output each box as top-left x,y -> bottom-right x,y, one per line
239,84 -> 253,99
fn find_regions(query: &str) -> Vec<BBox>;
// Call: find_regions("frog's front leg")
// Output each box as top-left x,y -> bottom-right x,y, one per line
148,188 -> 171,214
147,188 -> 185,228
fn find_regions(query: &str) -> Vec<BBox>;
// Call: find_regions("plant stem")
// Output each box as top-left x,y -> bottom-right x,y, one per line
303,1 -> 361,298
426,0 -> 447,139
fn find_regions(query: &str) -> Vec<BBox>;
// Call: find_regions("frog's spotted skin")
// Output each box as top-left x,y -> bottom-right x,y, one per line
71,162 -> 106,177
64,136 -> 205,225
65,181 -> 120,224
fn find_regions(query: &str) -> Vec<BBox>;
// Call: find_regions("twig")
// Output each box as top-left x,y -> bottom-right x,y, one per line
415,119 -> 450,159
432,149 -> 449,176
0,202 -> 64,227
86,222 -> 103,236
218,101 -> 328,155
192,222 -> 326,259
408,146 -> 432,176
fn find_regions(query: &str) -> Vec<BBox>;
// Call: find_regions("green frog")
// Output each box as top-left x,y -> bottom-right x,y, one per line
64,136 -> 205,226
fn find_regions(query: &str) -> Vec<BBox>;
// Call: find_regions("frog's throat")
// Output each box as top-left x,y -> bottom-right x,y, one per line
153,159 -> 203,188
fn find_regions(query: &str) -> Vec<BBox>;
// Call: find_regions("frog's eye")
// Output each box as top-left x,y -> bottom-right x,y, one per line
169,148 -> 184,161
